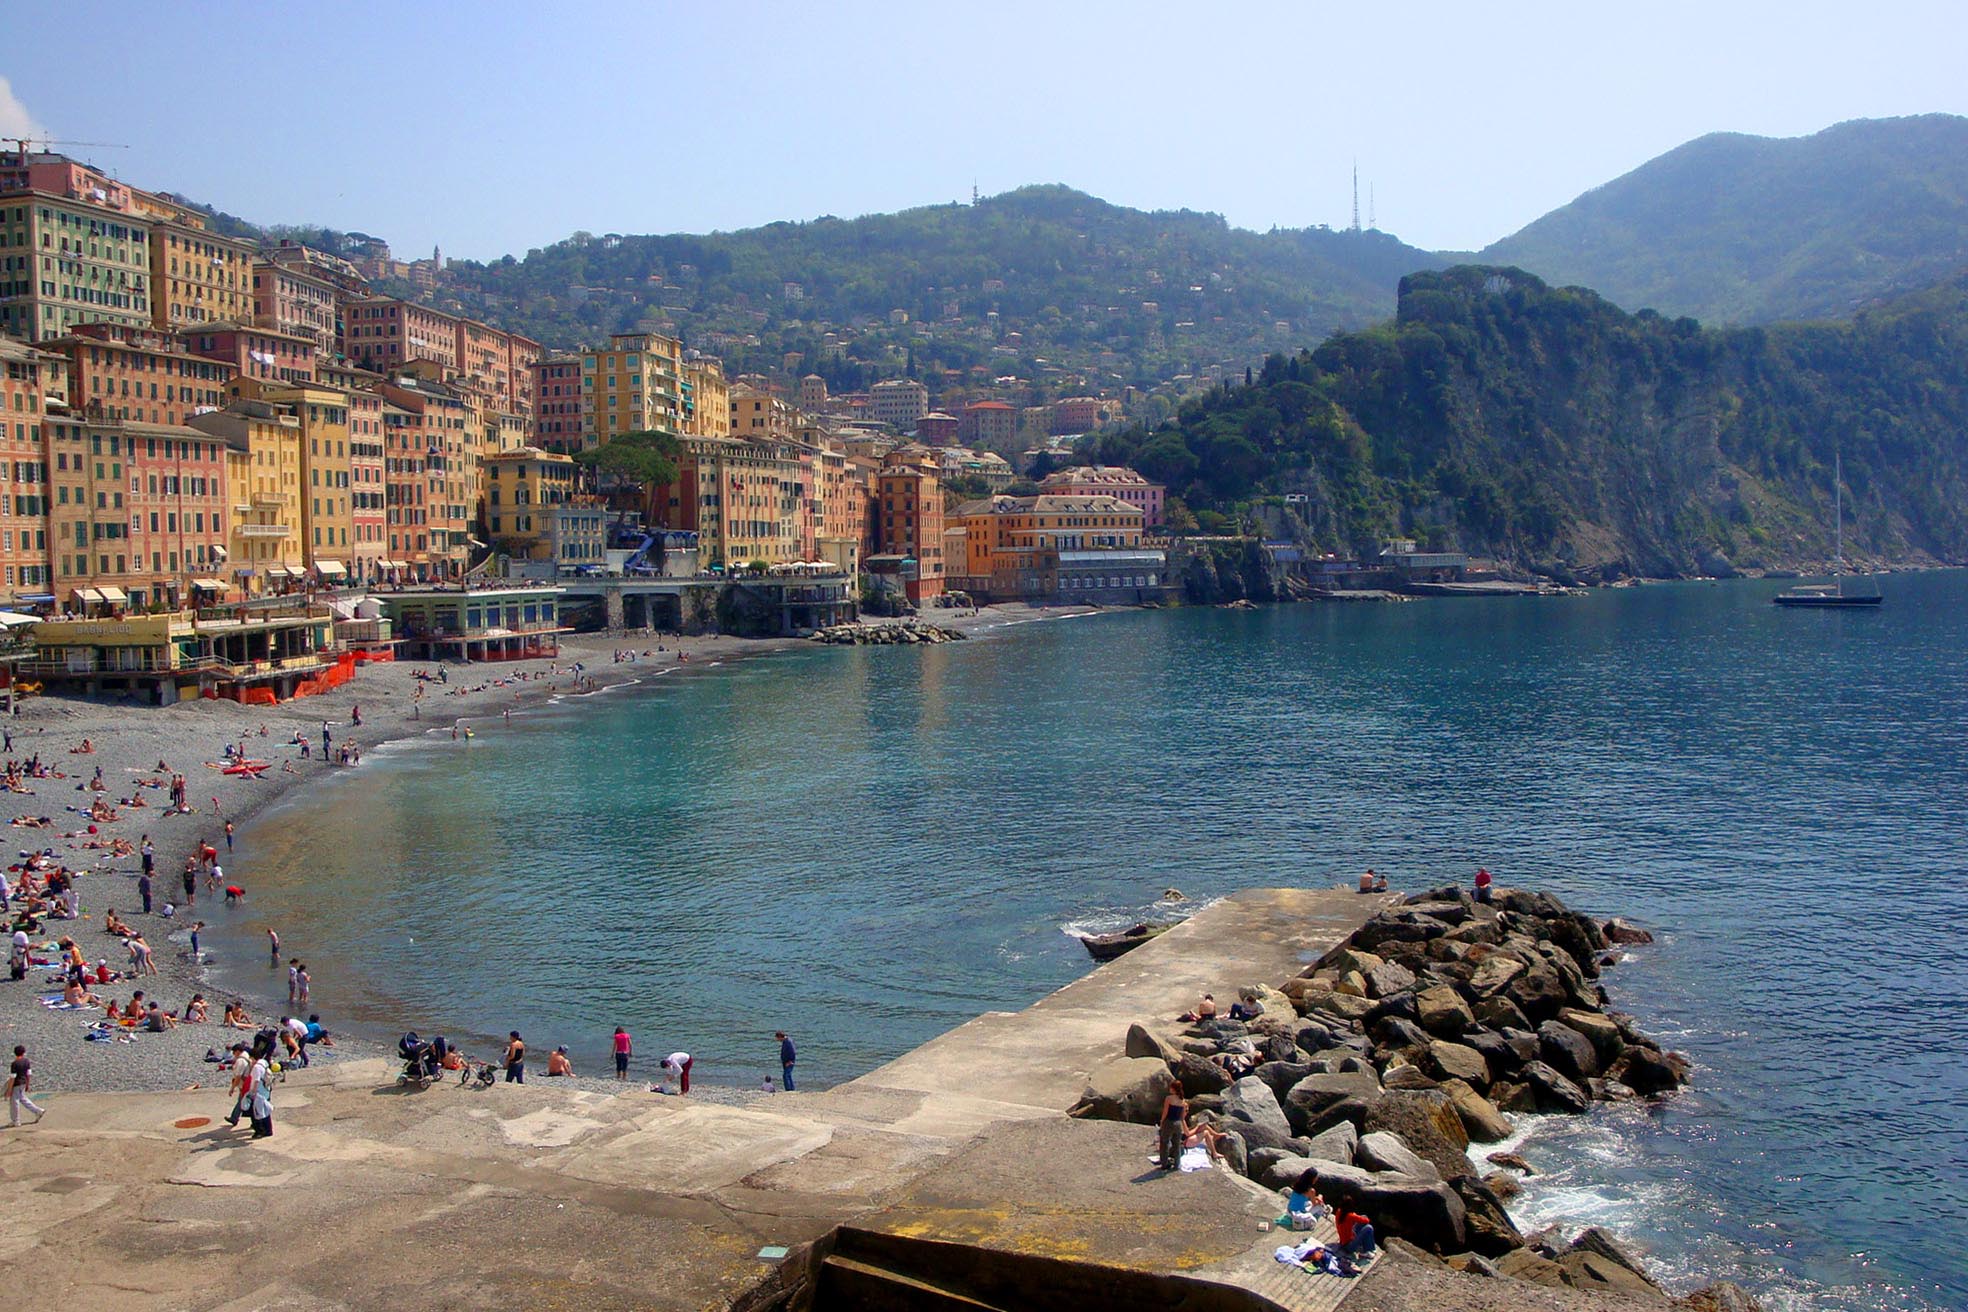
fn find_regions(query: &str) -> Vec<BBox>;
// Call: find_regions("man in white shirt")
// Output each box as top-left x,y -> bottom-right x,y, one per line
661,1052 -> 693,1094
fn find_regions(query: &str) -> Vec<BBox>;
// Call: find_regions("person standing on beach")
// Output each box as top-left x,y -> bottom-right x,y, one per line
321,722 -> 331,758
141,835 -> 154,879
777,1032 -> 796,1092
137,869 -> 153,915
8,1045 -> 46,1126
503,1032 -> 526,1083
247,1048 -> 274,1138
267,928 -> 280,967
612,1026 -> 632,1081
287,958 -> 300,1003
223,1043 -> 250,1127
224,821 -> 234,854
662,1051 -> 693,1094
296,963 -> 309,1005
181,859 -> 196,906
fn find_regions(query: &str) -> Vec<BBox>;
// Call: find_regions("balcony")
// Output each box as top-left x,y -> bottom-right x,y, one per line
236,524 -> 289,539
251,494 -> 284,510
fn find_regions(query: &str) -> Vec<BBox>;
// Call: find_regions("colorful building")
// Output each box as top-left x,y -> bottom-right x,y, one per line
952,492 -> 1147,599
532,353 -> 583,451
1049,396 -> 1112,434
50,323 -> 237,427
150,221 -> 257,330
0,189 -> 152,340
482,447 -> 577,562
874,447 -> 945,601
0,336 -> 56,600
231,378 -> 358,582
582,332 -> 684,447
185,321 -> 316,384
250,256 -> 338,354
379,585 -> 564,661
190,399 -> 306,594
1038,465 -> 1165,527
659,435 -> 812,568
123,420 -> 231,607
343,385 -> 387,581
683,357 -> 730,438
380,375 -> 475,579
342,296 -> 460,372
958,399 -> 1017,449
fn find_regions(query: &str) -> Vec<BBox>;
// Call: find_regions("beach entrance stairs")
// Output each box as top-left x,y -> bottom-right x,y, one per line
783,1225 -> 1363,1312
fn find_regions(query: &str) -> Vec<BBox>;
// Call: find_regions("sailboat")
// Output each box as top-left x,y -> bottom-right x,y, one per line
1774,453 -> 1883,608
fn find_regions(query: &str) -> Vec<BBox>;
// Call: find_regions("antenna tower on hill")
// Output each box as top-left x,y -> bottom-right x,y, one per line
1351,161 -> 1360,232
1369,184 -> 1376,231
971,180 -> 980,206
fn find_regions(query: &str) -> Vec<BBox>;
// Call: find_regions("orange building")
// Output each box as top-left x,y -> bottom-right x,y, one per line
50,323 -> 237,426
874,447 -> 944,601
343,386 -> 387,581
953,492 -> 1146,598
185,322 -> 316,384
0,336 -> 58,600
342,297 -> 459,373
251,257 -> 338,353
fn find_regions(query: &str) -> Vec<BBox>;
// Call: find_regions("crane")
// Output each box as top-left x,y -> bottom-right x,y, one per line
9,139 -> 129,154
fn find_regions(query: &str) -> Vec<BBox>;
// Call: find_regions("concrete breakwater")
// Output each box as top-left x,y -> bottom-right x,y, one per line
1072,886 -> 1765,1310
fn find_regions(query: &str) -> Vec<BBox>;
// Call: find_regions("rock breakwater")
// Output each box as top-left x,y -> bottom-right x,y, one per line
810,621 -> 967,645
1073,887 -> 1759,1308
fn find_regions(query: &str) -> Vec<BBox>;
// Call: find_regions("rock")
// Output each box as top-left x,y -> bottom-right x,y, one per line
1362,1089 -> 1474,1179
1304,1161 -> 1469,1254
1445,1252 -> 1502,1278
1537,1019 -> 1601,1082
1370,1015 -> 1431,1054
1482,1170 -> 1521,1201
1365,960 -> 1417,998
1439,1078 -> 1514,1143
1462,1028 -> 1521,1076
1217,1127 -> 1248,1178
1383,1237 -> 1446,1268
1123,1022 -> 1182,1064
1302,991 -> 1377,1024
1603,917 -> 1654,945
1610,1044 -> 1691,1097
1423,1040 -> 1491,1088
1506,965 -> 1570,1023
1495,1246 -> 1573,1287
1416,984 -> 1475,1036
1253,1151 -> 1320,1191
1222,1116 -> 1304,1157
1490,1081 -> 1535,1114
1682,1281 -> 1767,1312
1221,1076 -> 1293,1141
1467,954 -> 1525,996
1520,1060 -> 1591,1114
1249,1060 -> 1313,1104
1381,1063 -> 1441,1092
1354,912 -> 1449,952
1485,1151 -> 1535,1174
1473,994 -> 1532,1032
1170,1051 -> 1230,1095
1357,1130 -> 1441,1181
1498,1027 -> 1542,1064
1302,1121 -> 1359,1165
1335,969 -> 1369,997
1318,946 -> 1385,977
1070,1056 -> 1171,1124
1291,1019 -> 1342,1054
1192,1017 -> 1250,1044
1560,1250 -> 1660,1294
1283,1070 -> 1381,1136
1449,1174 -> 1525,1256
1557,1008 -> 1626,1065
1570,1227 -> 1660,1290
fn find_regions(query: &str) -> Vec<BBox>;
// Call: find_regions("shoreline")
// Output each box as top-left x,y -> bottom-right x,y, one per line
0,602 -> 1110,1095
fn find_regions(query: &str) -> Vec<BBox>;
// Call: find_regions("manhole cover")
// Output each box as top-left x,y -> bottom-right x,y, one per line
174,1116 -> 212,1129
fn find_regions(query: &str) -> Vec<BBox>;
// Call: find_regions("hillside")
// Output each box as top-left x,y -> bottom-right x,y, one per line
424,186 -> 1444,394
1481,115 -> 1968,324
1084,266 -> 1968,580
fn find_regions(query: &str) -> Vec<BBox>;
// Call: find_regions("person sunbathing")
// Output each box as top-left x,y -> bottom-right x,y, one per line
103,909 -> 133,938
224,1001 -> 254,1029
546,1047 -> 575,1077
122,993 -> 147,1022
62,979 -> 102,1007
1177,993 -> 1219,1023
72,739 -> 95,754
184,994 -> 209,1023
1184,1116 -> 1234,1162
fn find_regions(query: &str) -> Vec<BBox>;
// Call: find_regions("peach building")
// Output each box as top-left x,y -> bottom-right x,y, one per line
151,222 -> 257,330
251,257 -> 337,353
185,322 -> 315,385
532,354 -> 582,451
342,297 -> 459,372
875,447 -> 944,601
51,323 -> 237,426
1038,464 -> 1165,526
0,337 -> 57,599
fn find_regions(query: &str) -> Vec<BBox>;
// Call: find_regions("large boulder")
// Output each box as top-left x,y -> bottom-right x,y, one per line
1370,1015 -> 1432,1055
1249,1060 -> 1313,1103
1505,965 -> 1570,1023
1283,1070 -> 1381,1136
1317,946 -> 1385,977
1449,1174 -> 1525,1257
1124,1022 -> 1182,1064
1357,1130 -> 1440,1182
1365,960 -> 1417,998
1361,1089 -> 1474,1179
1569,1227 -> 1660,1291
1169,1051 -> 1230,1095
1609,1044 -> 1691,1097
1462,1028 -> 1523,1077
1302,1121 -> 1359,1166
1250,1149 -> 1317,1191
1495,1246 -> 1572,1287
1537,1019 -> 1600,1083
1560,1250 -> 1659,1294
1422,1040 -> 1491,1088
1520,1060 -> 1591,1114
1304,1163 -> 1469,1254
1473,995 -> 1533,1032
1438,1077 -> 1514,1143
1221,1076 -> 1293,1141
1682,1282 -> 1767,1311
1416,985 -> 1475,1036
1467,954 -> 1525,997
1222,1116 -> 1305,1157
1302,991 -> 1377,1025
1070,1056 -> 1171,1124
1558,1008 -> 1626,1066
1603,917 -> 1654,945
1381,1063 -> 1441,1092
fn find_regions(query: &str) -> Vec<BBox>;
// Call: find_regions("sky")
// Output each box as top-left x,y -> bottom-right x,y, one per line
4,1 -> 1965,262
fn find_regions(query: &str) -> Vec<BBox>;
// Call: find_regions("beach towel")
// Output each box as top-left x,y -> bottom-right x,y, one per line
1178,1146 -> 1212,1172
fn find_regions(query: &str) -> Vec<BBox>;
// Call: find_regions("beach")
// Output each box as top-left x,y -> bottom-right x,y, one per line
0,603 -> 1098,1098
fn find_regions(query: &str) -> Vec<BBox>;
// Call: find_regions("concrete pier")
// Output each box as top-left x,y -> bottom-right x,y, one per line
0,888 -> 1385,1310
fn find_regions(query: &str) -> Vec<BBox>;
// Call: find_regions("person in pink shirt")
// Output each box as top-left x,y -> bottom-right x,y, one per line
612,1026 -> 632,1081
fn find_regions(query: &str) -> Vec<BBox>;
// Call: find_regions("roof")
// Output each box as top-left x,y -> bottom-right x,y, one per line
964,400 -> 1014,411
1041,465 -> 1158,489
955,494 -> 1143,517
483,447 -> 574,465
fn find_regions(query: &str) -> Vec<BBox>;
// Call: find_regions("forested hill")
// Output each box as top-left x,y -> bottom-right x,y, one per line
1084,266 -> 1968,581
431,186 -> 1443,388
1481,115 -> 1968,325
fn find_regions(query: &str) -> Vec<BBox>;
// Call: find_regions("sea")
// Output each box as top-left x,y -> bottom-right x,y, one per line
219,572 -> 1968,1312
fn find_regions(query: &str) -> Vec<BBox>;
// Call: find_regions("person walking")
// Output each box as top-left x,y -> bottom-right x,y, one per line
224,820 -> 234,853
137,870 -> 153,915
223,1043 -> 250,1127
503,1031 -> 526,1083
267,928 -> 280,967
612,1026 -> 632,1081
776,1031 -> 796,1092
321,722 -> 331,758
247,1048 -> 274,1138
7,1044 -> 46,1126
181,860 -> 196,906
661,1051 -> 693,1094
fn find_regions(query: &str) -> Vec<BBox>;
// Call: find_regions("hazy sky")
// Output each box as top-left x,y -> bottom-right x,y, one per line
4,2 -> 1964,261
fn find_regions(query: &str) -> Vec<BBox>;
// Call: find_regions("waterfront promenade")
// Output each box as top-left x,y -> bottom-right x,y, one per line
0,888 -> 1384,1311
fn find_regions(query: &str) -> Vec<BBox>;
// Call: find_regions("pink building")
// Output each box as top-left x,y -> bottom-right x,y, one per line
0,150 -> 134,211
251,258 -> 338,353
532,354 -> 583,452
341,296 -> 459,373
187,323 -> 317,384
1038,465 -> 1165,527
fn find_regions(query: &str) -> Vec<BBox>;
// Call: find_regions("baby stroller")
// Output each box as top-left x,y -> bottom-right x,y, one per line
398,1032 -> 447,1086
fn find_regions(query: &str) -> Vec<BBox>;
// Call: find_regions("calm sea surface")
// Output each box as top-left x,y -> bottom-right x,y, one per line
224,574 -> 1968,1311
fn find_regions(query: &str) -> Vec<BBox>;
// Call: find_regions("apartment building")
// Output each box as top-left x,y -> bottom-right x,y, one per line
532,353 -> 582,451
342,296 -> 460,372
190,400 -> 306,594
150,221 -> 257,329
0,189 -> 152,340
185,321 -> 316,384
251,256 -> 337,353
51,322 -> 237,426
581,331 -> 683,447
0,336 -> 56,598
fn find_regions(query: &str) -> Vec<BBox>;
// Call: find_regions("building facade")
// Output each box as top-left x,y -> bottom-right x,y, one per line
51,323 -> 237,426
1039,465 -> 1165,526
150,222 -> 256,330
874,448 -> 945,601
342,296 -> 460,372
581,332 -> 683,448
0,191 -> 153,341
532,353 -> 583,451
869,377 -> 929,429
0,337 -> 55,600
250,257 -> 337,353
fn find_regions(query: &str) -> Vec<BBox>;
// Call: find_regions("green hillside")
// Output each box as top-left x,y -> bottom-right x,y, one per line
1481,115 -> 1968,324
427,186 -> 1444,392
1086,266 -> 1968,579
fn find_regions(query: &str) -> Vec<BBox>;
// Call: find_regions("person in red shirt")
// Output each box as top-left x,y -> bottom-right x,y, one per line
612,1026 -> 632,1081
1474,867 -> 1493,903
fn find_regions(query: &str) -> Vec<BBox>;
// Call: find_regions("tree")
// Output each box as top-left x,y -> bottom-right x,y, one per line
576,429 -> 684,524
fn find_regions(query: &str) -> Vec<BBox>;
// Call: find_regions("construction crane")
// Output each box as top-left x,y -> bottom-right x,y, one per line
9,139 -> 129,153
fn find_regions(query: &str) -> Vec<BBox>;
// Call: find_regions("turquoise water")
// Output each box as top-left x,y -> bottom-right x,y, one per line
224,576 -> 1967,1311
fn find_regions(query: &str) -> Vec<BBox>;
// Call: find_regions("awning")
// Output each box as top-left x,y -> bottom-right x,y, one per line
0,612 -> 40,629
265,566 -> 294,579
191,578 -> 228,591
315,560 -> 348,576
95,586 -> 129,604
74,588 -> 104,604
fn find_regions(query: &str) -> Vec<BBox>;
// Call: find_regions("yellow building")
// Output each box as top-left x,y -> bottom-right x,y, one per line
150,220 -> 258,330
190,400 -> 307,593
581,331 -> 683,448
954,493 -> 1145,593
667,435 -> 811,568
729,383 -> 798,440
483,447 -> 577,561
682,357 -> 730,437
230,378 -> 357,580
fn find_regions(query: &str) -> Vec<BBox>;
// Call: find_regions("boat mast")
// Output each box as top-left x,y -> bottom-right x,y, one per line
1834,451 -> 1844,579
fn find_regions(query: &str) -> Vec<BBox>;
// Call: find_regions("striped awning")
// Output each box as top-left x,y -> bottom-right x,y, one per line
315,560 -> 348,576
95,585 -> 129,604
74,588 -> 104,604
